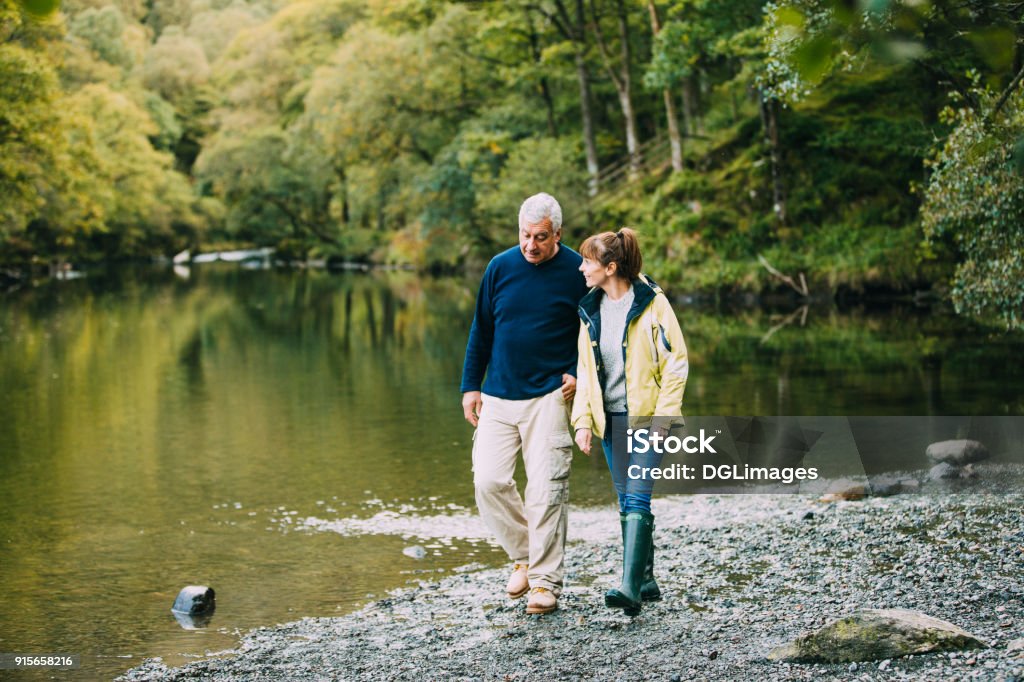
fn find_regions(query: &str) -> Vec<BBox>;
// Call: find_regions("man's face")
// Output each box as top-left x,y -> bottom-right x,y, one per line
519,218 -> 560,264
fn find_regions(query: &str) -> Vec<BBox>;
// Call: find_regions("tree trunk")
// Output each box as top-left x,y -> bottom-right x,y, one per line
615,0 -> 640,178
537,1 -> 600,194
663,90 -> 683,171
680,74 -> 697,136
696,70 -> 706,134
647,1 -> 682,172
524,8 -> 558,137
619,89 -> 640,177
336,165 -> 350,226
759,90 -> 786,226
590,0 -> 640,179
575,52 -> 600,194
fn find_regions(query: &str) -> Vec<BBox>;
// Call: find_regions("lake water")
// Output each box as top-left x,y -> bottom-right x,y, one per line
1,266 -> 1022,679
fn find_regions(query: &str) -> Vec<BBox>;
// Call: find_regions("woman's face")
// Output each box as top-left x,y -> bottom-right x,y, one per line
579,257 -> 615,288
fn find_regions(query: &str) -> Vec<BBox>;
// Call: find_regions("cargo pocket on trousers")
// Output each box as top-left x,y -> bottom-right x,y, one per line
548,431 -> 573,506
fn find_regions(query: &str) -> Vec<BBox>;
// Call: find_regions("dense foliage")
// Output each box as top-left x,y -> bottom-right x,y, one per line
2,0 -> 1022,325
923,83 -> 1024,329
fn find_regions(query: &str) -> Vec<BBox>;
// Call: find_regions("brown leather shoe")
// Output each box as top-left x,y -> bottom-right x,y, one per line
525,587 -> 557,615
506,563 -> 529,599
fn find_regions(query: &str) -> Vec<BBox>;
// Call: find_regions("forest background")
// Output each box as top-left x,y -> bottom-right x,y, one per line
2,0 -> 1022,328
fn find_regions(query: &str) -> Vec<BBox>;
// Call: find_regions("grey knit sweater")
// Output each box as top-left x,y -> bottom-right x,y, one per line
598,288 -> 634,412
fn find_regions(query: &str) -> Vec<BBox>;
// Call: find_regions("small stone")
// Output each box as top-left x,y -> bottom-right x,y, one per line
926,440 -> 990,466
172,586 -> 215,615
402,545 -> 427,559
818,479 -> 867,502
709,651 -> 718,660
929,463 -> 961,481
869,478 -> 902,497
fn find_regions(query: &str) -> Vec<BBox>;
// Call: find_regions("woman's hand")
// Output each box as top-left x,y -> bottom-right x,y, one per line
575,428 -> 592,455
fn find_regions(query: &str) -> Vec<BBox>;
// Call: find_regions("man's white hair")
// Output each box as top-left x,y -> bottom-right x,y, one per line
518,193 -> 562,234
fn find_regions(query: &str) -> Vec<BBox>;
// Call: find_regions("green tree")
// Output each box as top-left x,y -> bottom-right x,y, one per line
69,5 -> 132,68
922,81 -> 1024,329
62,83 -> 200,255
142,27 -> 209,102
187,1 -> 268,62
1,0 -> 73,255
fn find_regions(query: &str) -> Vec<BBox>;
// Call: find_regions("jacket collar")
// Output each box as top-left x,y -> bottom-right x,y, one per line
578,273 -> 661,320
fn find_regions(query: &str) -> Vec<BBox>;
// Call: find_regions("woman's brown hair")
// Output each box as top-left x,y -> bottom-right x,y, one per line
579,227 -> 643,281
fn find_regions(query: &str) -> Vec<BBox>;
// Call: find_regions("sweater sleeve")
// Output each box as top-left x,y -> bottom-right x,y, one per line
653,295 -> 689,416
459,264 -> 495,393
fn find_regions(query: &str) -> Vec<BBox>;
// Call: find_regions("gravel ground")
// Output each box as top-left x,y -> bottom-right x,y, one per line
119,488 -> 1024,682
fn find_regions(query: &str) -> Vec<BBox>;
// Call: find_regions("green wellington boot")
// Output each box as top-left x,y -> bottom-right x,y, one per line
618,513 -> 661,601
605,511 -> 655,616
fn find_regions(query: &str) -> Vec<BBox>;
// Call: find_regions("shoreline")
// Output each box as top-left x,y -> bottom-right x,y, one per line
119,491 -> 1024,681
2,258 -> 951,311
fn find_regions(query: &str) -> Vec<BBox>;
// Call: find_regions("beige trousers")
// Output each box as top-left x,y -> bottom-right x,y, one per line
472,387 -> 573,594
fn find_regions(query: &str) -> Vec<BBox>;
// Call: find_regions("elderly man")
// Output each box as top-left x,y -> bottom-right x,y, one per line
461,193 -> 590,614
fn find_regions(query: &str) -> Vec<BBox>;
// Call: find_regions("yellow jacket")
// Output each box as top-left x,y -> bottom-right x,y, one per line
570,275 -> 689,439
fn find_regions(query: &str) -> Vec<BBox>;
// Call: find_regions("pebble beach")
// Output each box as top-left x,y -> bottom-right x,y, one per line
120,478 -> 1024,682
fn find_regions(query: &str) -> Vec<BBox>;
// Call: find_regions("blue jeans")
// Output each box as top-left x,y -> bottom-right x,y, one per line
602,411 -> 663,514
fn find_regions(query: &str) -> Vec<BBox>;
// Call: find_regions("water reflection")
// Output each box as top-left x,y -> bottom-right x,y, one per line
0,267 -> 1022,679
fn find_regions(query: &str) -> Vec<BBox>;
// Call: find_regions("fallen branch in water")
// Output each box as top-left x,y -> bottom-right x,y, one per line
760,305 -> 809,345
757,254 -> 808,297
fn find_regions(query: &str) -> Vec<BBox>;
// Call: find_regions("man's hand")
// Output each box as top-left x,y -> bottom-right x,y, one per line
575,428 -> 592,455
561,373 -> 577,402
462,391 -> 483,427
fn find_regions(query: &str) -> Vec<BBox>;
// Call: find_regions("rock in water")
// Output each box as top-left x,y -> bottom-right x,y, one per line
402,545 -> 427,559
172,586 -> 216,615
767,609 -> 988,663
926,440 -> 989,466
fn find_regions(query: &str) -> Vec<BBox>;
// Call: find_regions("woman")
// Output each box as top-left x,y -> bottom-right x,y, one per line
571,228 -> 688,616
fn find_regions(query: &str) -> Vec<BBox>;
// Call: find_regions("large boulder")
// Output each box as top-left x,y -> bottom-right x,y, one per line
767,609 -> 988,663
926,440 -> 990,466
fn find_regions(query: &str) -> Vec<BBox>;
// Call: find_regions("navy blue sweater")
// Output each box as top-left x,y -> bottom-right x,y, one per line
461,245 -> 590,400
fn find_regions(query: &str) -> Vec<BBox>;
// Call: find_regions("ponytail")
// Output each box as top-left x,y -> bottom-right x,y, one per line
579,227 -> 644,281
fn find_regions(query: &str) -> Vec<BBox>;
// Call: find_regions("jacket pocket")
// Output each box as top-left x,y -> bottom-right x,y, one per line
658,324 -> 672,353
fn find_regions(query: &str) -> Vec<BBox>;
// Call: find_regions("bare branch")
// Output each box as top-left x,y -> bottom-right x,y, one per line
757,254 -> 809,297
989,60 -> 1024,121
